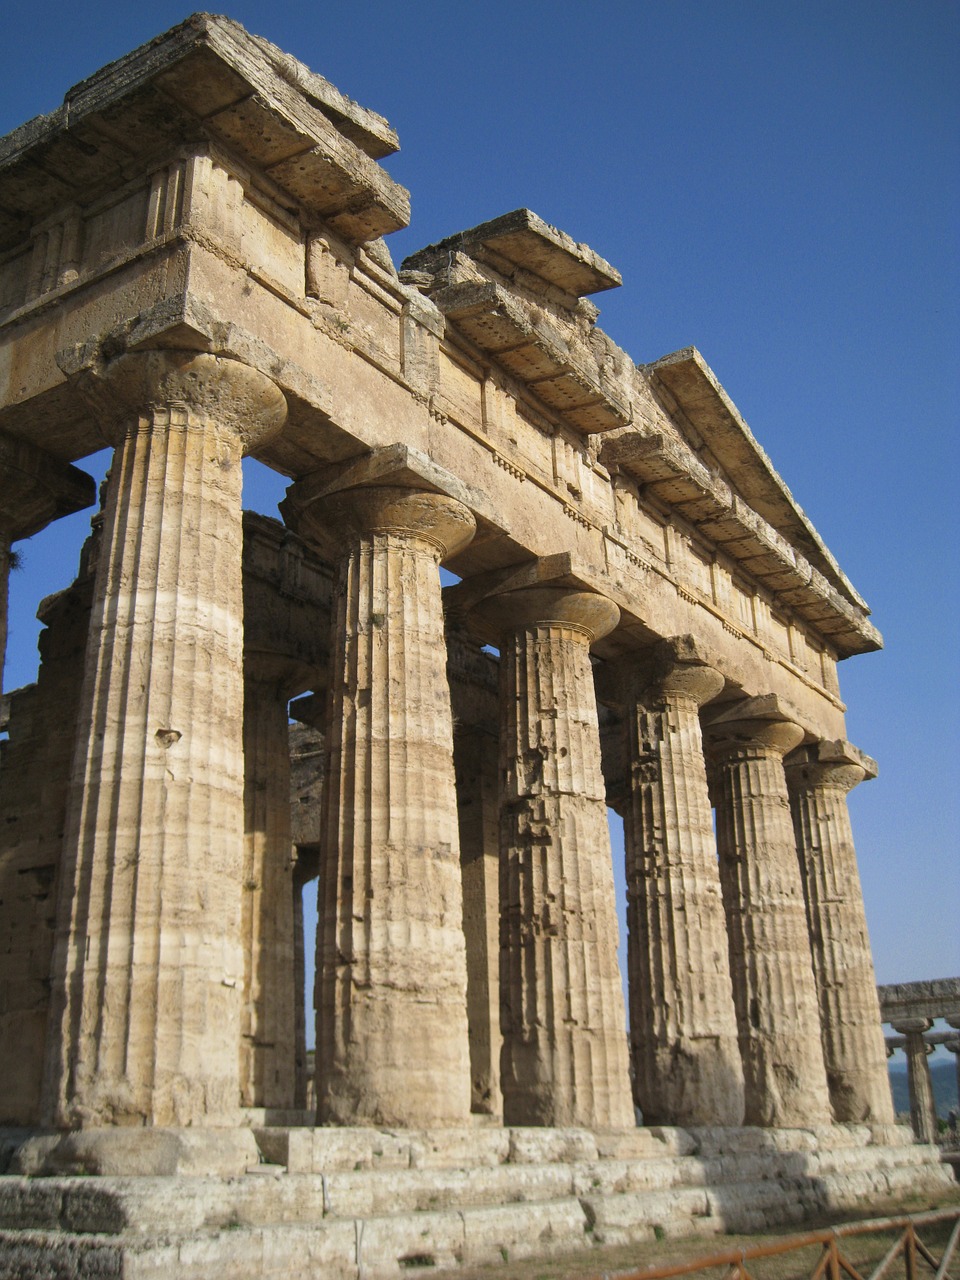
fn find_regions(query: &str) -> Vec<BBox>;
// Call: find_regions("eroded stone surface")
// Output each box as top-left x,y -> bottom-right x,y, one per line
286,479 -> 475,1127
705,707 -> 832,1128
786,742 -> 894,1123
478,587 -> 634,1129
623,639 -> 744,1127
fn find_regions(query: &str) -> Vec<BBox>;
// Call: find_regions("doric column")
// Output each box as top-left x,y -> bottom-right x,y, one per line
946,1031 -> 960,1118
43,350 -> 286,1128
623,638 -> 744,1126
476,586 -> 634,1129
892,1020 -> 938,1143
448,621 -> 503,1119
786,741 -> 894,1123
0,432 -> 94,693
240,653 -> 310,1110
287,480 -> 475,1127
705,703 -> 832,1127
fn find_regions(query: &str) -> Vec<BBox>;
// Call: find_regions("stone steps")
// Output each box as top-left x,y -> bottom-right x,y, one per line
0,1125 -> 953,1279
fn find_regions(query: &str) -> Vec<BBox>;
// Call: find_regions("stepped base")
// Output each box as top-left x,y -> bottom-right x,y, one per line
0,1124 -> 952,1279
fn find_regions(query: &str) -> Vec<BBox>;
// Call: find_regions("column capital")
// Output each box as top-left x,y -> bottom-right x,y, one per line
785,738 -> 877,793
635,635 -> 724,708
473,585 -> 619,646
243,650 -> 315,703
282,443 -> 478,563
704,696 -> 805,758
307,485 -> 475,560
58,347 -> 287,453
891,1018 -> 934,1035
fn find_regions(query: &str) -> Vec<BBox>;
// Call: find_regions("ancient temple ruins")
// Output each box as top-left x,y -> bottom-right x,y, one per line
0,15 -> 952,1278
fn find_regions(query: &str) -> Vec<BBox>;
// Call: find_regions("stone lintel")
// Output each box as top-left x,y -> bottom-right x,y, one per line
402,208 -> 622,299
878,978 -> 960,1027
0,14 -> 409,250
0,433 -> 96,540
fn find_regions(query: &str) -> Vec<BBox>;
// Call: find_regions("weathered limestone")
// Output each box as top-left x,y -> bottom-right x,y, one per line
0,567 -> 93,1124
284,471 -> 475,1127
240,657 -> 303,1110
705,701 -> 832,1127
475,585 -> 634,1129
786,741 -> 894,1123
449,626 -> 503,1118
43,349 -> 286,1128
892,1020 -> 939,1145
622,638 -> 744,1126
0,14 -> 940,1273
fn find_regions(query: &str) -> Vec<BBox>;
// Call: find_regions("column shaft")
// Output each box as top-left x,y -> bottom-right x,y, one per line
454,724 -> 503,1117
787,750 -> 894,1122
309,488 -> 473,1126
43,351 -> 284,1127
240,668 -> 298,1110
708,717 -> 832,1126
624,654 -> 744,1125
492,591 -> 633,1128
902,1029 -> 938,1144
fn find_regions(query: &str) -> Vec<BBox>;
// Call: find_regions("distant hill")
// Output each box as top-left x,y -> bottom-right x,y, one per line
888,1060 -> 958,1119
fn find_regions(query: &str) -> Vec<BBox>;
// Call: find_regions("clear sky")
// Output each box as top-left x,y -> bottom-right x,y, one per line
1,1 -> 957,989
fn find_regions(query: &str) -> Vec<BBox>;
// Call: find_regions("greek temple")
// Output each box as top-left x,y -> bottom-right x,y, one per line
0,16 -> 952,1278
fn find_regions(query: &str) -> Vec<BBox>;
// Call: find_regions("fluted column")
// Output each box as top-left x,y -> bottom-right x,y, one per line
893,1020 -> 938,1143
946,1032 -> 960,1117
786,742 -> 894,1122
454,722 -> 503,1118
240,654 -> 309,1110
477,587 -> 634,1129
705,707 -> 832,1126
289,483 -> 475,1127
43,350 -> 286,1128
624,639 -> 744,1125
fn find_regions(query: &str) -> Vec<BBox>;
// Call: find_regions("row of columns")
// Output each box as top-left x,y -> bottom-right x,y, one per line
23,347 -> 891,1133
888,1025 -> 960,1145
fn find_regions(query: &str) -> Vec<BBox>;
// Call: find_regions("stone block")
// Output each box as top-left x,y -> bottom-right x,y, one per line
459,1199 -> 589,1267
507,1127 -> 599,1164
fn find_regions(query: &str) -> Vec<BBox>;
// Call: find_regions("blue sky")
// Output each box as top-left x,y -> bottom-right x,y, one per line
1,1 -> 957,993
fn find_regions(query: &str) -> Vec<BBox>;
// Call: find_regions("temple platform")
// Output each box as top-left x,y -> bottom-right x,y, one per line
0,1123 -> 953,1279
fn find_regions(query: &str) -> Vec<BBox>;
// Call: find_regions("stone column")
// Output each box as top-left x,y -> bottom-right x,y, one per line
893,1020 -> 938,1144
623,638 -> 744,1126
477,587 -> 634,1129
43,350 -> 286,1128
705,703 -> 832,1127
786,742 -> 894,1123
946,1033 -> 960,1119
448,620 -> 503,1119
289,482 -> 475,1127
240,654 -> 310,1111
0,432 -> 94,694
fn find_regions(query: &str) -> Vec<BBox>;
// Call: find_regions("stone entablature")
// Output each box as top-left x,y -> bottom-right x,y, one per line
879,979 -> 960,1028
0,26 -> 927,1275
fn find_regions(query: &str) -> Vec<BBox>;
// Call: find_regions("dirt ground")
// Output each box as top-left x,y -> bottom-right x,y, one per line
433,1184 -> 960,1280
